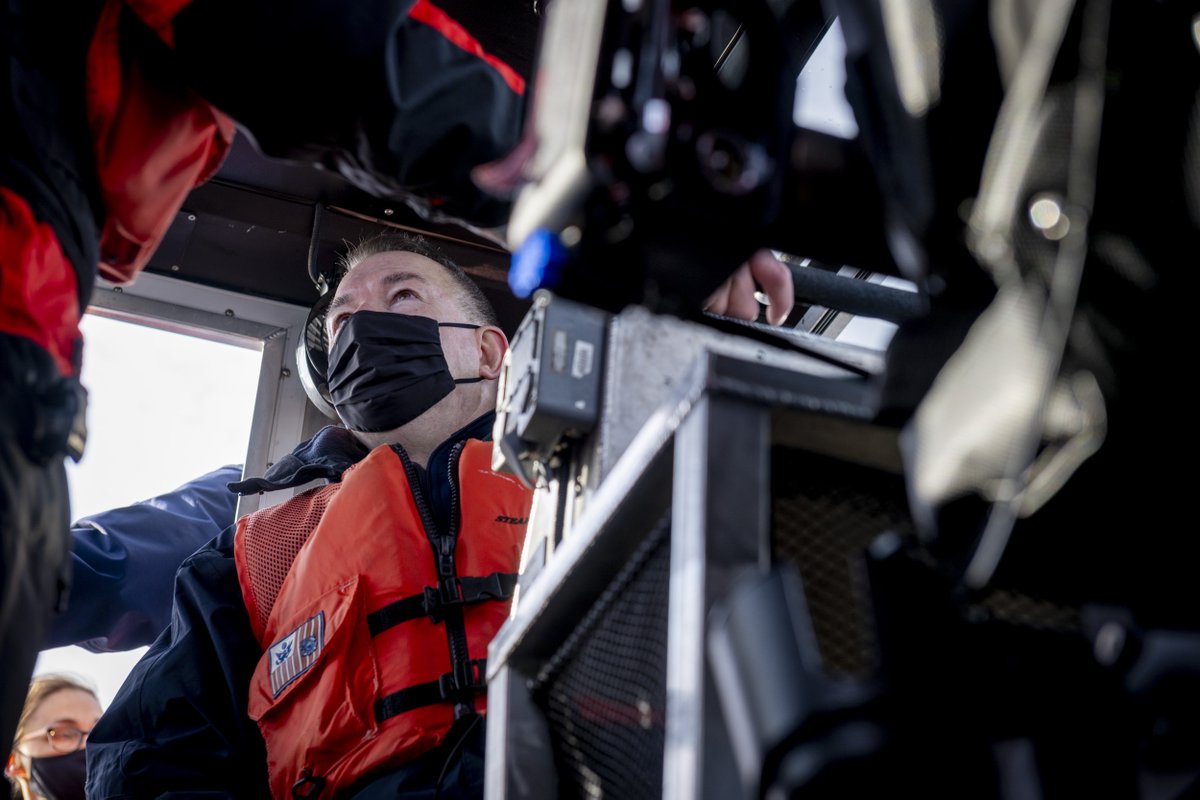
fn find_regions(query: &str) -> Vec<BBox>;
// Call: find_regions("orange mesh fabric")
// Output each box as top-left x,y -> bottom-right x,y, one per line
237,483 -> 342,641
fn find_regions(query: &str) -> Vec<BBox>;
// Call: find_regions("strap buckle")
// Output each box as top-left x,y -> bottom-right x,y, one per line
422,577 -> 464,623
470,572 -> 511,601
438,658 -> 488,700
421,573 -> 517,623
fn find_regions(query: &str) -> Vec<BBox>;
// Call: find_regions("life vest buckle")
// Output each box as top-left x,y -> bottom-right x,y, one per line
438,658 -> 488,700
421,573 -> 518,624
423,577 -> 466,623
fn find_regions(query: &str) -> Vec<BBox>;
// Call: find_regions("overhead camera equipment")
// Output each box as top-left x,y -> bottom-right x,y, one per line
485,1 -> 1199,798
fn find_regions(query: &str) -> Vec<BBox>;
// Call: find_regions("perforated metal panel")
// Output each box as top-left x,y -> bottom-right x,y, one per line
771,449 -> 912,678
529,518 -> 671,800
973,589 -> 1081,634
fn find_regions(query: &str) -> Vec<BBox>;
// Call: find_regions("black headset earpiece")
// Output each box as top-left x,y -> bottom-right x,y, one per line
295,285 -> 338,420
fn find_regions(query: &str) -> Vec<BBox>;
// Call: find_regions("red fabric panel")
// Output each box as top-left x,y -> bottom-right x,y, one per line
86,0 -> 235,283
124,0 -> 197,48
408,0 -> 527,96
0,188 -> 82,376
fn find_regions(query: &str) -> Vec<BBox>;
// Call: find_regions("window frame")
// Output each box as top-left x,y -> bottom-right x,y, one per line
89,272 -> 329,516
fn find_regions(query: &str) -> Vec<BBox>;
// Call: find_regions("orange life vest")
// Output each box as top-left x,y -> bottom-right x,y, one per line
234,439 -> 531,799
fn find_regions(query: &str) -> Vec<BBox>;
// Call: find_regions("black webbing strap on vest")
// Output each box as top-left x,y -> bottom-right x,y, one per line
374,658 -> 488,723
366,571 -> 517,633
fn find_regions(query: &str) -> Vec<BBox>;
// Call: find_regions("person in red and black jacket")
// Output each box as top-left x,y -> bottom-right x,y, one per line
0,0 -> 537,752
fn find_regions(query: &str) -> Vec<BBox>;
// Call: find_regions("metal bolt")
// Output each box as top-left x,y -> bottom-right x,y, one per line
383,208 -> 394,216
642,98 -> 671,136
187,214 -> 196,222
224,309 -> 235,317
696,132 -> 769,195
281,368 -> 291,378
612,49 -> 633,90
626,132 -> 664,173
595,96 -> 627,128
1094,621 -> 1126,666
170,264 -> 180,272
869,531 -> 902,560
1028,193 -> 1071,241
661,49 -> 680,81
637,698 -> 653,730
112,286 -> 123,294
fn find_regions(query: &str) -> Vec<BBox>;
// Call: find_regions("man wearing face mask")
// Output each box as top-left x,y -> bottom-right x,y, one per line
86,233 -> 532,799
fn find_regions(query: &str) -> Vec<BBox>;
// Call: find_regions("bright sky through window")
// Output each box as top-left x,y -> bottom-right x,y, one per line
34,312 -> 263,707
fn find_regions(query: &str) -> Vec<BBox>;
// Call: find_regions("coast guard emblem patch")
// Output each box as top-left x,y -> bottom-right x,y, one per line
269,611 -> 325,697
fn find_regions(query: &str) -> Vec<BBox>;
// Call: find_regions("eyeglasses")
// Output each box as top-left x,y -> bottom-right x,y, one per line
19,725 -> 90,754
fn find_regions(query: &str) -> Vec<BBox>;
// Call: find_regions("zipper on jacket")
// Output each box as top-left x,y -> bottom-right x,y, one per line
442,441 -> 476,716
389,444 -> 440,543
389,441 -> 478,716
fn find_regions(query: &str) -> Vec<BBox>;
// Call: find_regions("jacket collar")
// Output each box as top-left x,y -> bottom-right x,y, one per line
228,412 -> 496,496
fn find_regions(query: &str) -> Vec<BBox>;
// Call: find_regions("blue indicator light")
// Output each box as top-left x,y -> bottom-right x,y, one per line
510,229 -> 568,298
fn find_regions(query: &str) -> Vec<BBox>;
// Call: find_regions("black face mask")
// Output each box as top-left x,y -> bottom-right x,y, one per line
326,311 -> 482,433
28,748 -> 86,800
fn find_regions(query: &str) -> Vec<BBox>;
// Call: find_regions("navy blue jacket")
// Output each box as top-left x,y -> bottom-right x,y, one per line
48,464 -> 241,652
87,416 -> 495,799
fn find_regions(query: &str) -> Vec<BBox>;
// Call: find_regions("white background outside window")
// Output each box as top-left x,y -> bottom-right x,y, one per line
34,313 -> 262,707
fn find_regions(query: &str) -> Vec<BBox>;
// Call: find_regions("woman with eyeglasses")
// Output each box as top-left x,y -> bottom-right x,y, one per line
5,675 -> 100,800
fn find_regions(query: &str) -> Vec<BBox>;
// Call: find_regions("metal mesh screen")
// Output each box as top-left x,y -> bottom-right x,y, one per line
529,516 -> 671,800
973,589 -> 1081,634
771,448 -> 913,678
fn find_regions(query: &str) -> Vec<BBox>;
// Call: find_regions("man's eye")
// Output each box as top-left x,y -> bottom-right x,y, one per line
391,289 -> 415,303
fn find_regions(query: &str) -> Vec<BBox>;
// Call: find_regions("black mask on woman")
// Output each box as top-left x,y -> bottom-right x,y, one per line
325,311 -> 482,433
29,748 -> 87,800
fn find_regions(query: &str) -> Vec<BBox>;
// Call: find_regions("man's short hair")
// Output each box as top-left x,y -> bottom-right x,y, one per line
335,233 -> 500,328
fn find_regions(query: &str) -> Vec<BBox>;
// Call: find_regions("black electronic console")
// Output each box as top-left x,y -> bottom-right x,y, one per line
505,0 -> 896,316
493,291 -> 609,489
484,1 -> 1200,798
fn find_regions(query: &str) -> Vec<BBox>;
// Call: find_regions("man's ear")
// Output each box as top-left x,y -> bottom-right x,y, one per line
478,326 -> 508,380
